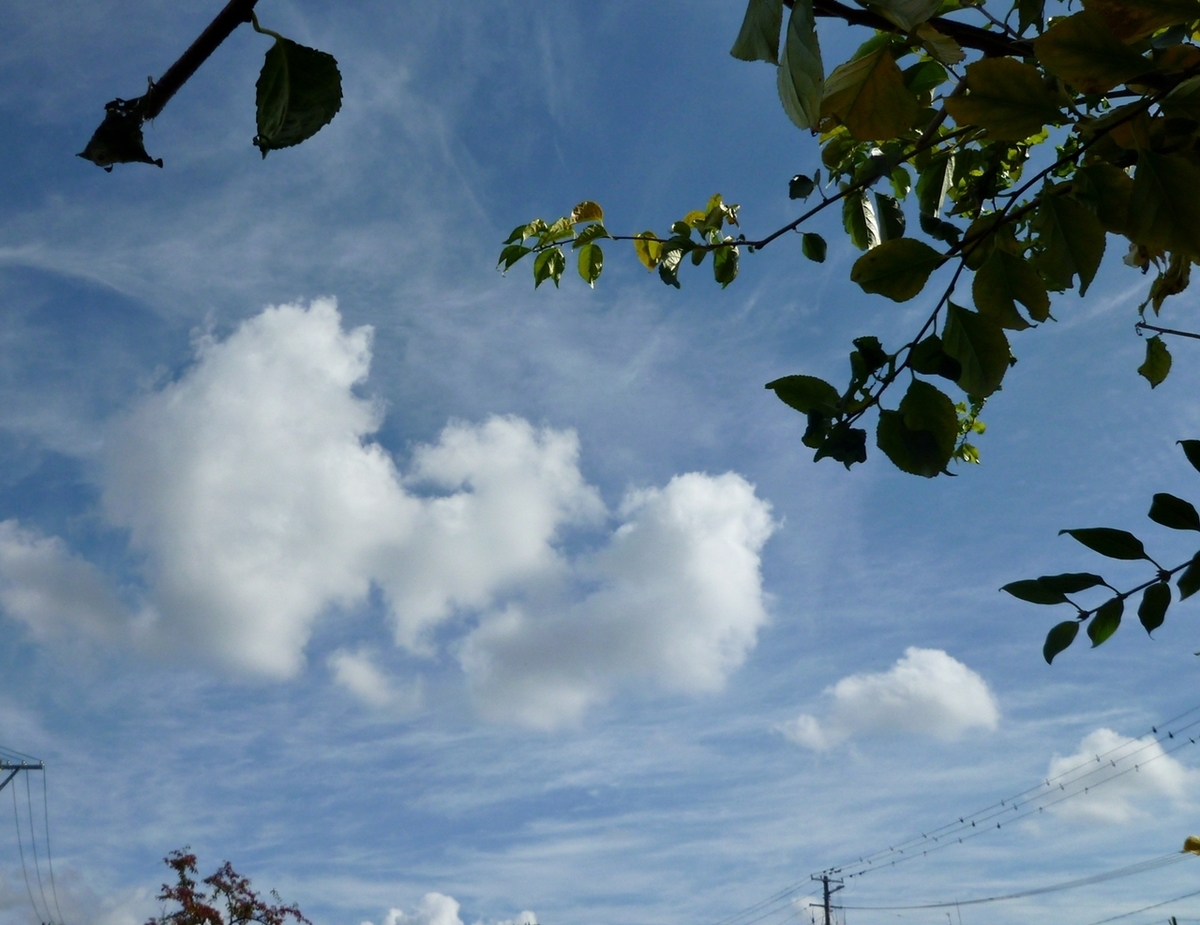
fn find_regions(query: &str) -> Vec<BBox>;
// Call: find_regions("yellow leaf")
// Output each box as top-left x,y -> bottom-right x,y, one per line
821,49 -> 920,141
916,24 -> 966,65
1182,835 -> 1200,854
570,201 -> 604,223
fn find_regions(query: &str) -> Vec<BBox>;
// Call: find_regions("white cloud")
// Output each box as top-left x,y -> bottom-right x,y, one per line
461,472 -> 775,728
366,893 -> 465,925
328,648 -> 422,713
780,648 -> 1000,750
6,298 -> 776,725
1046,728 -> 1199,824
0,519 -> 128,643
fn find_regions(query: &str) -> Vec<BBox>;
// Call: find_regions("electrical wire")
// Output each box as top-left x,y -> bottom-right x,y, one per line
837,851 -> 1189,910
1080,887 -> 1200,925
40,770 -> 64,924
12,778 -> 49,924
25,771 -> 53,921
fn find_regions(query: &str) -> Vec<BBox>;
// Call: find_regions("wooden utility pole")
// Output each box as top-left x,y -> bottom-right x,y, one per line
811,874 -> 843,925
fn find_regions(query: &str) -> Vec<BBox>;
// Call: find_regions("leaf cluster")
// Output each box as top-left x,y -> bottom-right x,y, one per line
146,849 -> 311,925
1004,440 -> 1200,663
501,0 -> 1200,476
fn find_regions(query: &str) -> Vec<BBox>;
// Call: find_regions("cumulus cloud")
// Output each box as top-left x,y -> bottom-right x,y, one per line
779,648 -> 1000,750
461,472 -> 775,728
0,519 -> 128,643
364,893 -> 465,925
0,299 -> 776,725
1045,728 -> 1199,824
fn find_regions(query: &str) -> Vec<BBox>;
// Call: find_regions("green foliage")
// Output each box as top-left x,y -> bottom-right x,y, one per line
1005,440 -> 1200,662
500,0 -> 1200,477
252,17 -> 343,157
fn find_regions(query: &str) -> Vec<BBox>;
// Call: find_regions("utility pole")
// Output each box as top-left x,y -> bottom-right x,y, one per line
810,874 -> 843,925
0,757 -> 43,795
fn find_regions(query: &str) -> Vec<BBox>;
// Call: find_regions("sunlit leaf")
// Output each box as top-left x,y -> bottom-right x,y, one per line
570,201 -> 604,223
1087,597 -> 1123,647
533,247 -> 566,288
731,0 -> 785,64
577,243 -> 603,287
821,49 -> 920,141
634,232 -> 662,270
1138,336 -> 1173,388
850,238 -> 945,301
843,189 -> 882,251
915,23 -> 966,65
713,245 -> 740,288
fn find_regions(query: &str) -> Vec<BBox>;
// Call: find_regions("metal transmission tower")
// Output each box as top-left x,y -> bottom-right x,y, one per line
810,874 -> 843,925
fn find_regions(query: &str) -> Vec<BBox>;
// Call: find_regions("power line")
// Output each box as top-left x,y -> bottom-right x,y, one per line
41,769 -> 65,925
836,852 -> 1190,911
1080,887 -> 1200,925
11,780 -> 49,924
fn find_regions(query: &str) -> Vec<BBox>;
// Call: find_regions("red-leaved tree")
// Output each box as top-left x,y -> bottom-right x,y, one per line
145,849 -> 311,925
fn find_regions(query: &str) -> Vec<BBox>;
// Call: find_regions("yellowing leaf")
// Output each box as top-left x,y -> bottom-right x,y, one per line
570,201 -> 604,223
1033,10 -> 1152,94
821,49 -> 920,141
1138,335 -> 1172,387
850,238 -> 945,301
1082,0 -> 1200,42
634,232 -> 662,270
776,0 -> 824,130
943,58 -> 1064,141
862,0 -> 942,31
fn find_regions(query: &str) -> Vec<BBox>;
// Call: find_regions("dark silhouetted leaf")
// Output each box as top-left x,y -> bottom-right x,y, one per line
1044,621 -> 1080,663
77,103 -> 163,170
1040,572 -> 1108,593
876,380 -> 958,476
1032,196 -> 1106,295
1149,492 -> 1200,531
862,0 -> 942,31
821,49 -> 920,141
1139,581 -> 1171,634
1003,580 -> 1069,604
1129,152 -> 1200,260
790,174 -> 817,199
942,304 -> 1011,398
255,35 -> 342,156
973,250 -> 1049,329
851,238 -> 944,301
1179,553 -> 1200,599
814,424 -> 868,468
1180,440 -> 1200,475
1083,0 -> 1200,42
1060,527 -> 1148,560
909,335 -> 963,381
1033,10 -> 1152,94
767,375 -> 840,414
1087,597 -> 1123,646
876,193 -> 906,241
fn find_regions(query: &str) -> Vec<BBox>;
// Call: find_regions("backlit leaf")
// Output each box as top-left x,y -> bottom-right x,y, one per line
1032,195 -> 1106,296
821,49 -> 920,141
1179,553 -> 1200,600
1033,10 -> 1151,94
851,238 -> 945,301
577,243 -> 603,287
766,374 -> 841,415
570,201 -> 604,223
1044,621 -> 1080,663
634,232 -> 662,270
533,247 -> 566,288
731,0 -> 785,64
1076,163 -> 1133,235
1138,336 -> 1172,388
915,24 -> 966,65
1179,440 -> 1200,474
790,174 -> 817,199
713,245 -> 740,288
1082,0 -> 1200,42
942,304 -> 1011,398
1129,151 -> 1200,260
843,189 -> 882,251
1059,527 -> 1149,560
876,193 -> 906,241
943,58 -> 1064,141
862,0 -> 942,30
973,250 -> 1050,329
777,0 -> 824,130
1087,597 -> 1123,647
917,155 -> 955,218
802,232 -> 828,262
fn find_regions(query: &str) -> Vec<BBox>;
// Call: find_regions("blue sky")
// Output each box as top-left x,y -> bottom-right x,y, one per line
3,3 -> 1200,925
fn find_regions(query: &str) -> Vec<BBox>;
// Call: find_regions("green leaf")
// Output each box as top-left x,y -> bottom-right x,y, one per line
577,243 -> 603,287
1033,10 -> 1152,94
802,232 -> 827,262
1044,620 -> 1080,663
731,0 -> 785,64
943,58 -> 1064,141
766,374 -> 840,414
1179,440 -> 1200,475
915,23 -> 966,65
942,304 -> 1011,398
1179,553 -> 1200,600
973,249 -> 1050,330
1129,151 -> 1200,260
876,193 -> 906,241
862,0 -> 942,31
497,244 -> 532,272
1059,527 -> 1149,560
1032,195 -> 1106,296
843,189 -> 882,251
1138,581 -> 1171,634
850,238 -> 945,301
813,423 -> 869,468
1087,597 -> 1123,647
908,335 -> 962,381
790,173 -> 817,199
1002,580 -> 1069,604
776,0 -> 824,130
634,232 -> 662,270
533,248 -> 566,288
917,155 -> 955,218
1083,0 -> 1200,42
903,59 -> 949,98
1149,492 -> 1200,531
1040,572 -> 1107,593
254,35 -> 342,156
1160,75 -> 1200,121
1138,336 -> 1173,388
1076,164 -> 1133,235
713,245 -> 740,288
876,380 -> 958,477
572,223 -> 611,247
821,49 -> 920,141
